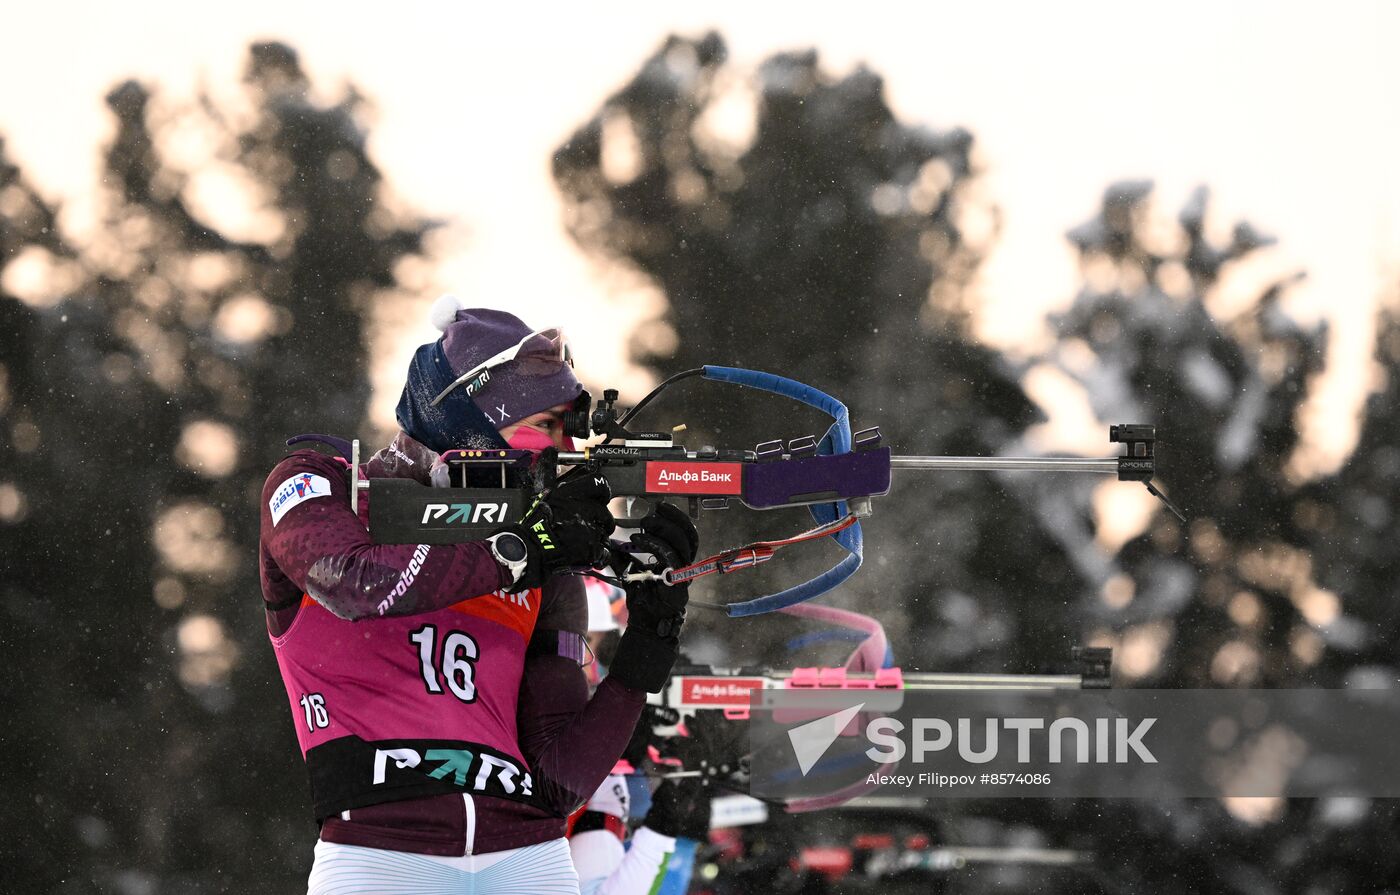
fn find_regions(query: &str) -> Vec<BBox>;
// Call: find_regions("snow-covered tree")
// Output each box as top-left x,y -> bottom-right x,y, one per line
1040,182 -> 1329,689
554,33 -> 1087,674
0,43 -> 432,889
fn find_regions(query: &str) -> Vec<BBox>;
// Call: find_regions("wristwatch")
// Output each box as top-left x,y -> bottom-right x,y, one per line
486,531 -> 530,583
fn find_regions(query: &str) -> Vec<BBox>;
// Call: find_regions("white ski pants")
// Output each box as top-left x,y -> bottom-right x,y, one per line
307,837 -> 579,895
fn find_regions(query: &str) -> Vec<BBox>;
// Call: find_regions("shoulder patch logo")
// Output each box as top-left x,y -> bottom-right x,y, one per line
270,473 -> 332,526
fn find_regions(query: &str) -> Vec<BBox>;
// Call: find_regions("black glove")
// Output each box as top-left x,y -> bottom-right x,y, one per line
495,470 -> 615,592
624,501 -> 697,632
644,779 -> 712,840
629,500 -> 700,570
608,503 -> 698,693
542,468 -> 616,542
621,704 -> 677,768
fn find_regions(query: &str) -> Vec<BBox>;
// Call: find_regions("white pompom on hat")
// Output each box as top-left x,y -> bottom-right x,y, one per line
430,293 -> 466,333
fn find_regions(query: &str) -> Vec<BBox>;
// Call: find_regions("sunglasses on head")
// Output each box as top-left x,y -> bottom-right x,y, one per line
430,327 -> 572,407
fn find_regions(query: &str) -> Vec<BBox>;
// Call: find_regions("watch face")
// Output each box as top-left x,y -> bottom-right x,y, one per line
495,533 -> 529,563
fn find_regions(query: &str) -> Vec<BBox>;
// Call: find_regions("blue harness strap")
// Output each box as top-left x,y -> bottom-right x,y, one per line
699,366 -> 864,616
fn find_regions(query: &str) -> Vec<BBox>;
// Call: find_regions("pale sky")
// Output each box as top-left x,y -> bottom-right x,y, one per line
4,1 -> 1398,466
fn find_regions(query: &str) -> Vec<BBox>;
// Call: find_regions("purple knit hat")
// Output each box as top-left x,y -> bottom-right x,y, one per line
429,295 -> 583,429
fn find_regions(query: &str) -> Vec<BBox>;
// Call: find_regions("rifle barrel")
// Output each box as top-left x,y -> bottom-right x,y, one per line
771,671 -> 1086,690
931,846 -> 1091,866
891,456 -> 1118,474
561,450 -> 1119,476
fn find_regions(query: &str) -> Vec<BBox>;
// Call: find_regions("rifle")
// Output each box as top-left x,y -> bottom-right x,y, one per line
632,601 -> 1111,813
653,647 -> 1112,728
345,365 -> 1182,616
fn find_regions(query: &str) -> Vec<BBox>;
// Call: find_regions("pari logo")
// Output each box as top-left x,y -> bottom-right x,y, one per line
269,472 -> 331,526
645,461 -> 743,495
788,707 -> 1159,777
462,368 -> 492,398
372,746 -> 533,797
421,502 -> 511,525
